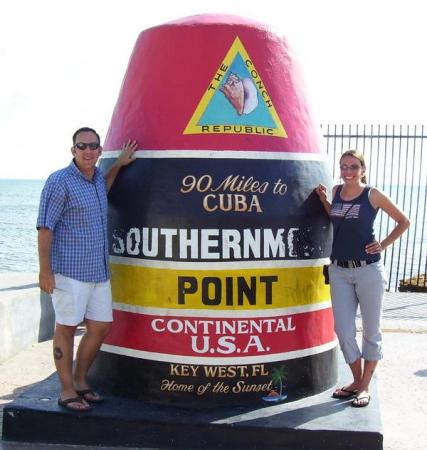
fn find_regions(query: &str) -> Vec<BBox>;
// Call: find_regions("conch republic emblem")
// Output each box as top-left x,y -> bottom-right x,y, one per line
93,14 -> 337,406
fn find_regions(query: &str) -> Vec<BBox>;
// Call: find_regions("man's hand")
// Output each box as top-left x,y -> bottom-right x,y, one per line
105,139 -> 138,191
38,228 -> 54,294
39,270 -> 55,294
117,139 -> 138,167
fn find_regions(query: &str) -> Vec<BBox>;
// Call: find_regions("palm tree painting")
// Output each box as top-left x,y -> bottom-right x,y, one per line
262,365 -> 288,403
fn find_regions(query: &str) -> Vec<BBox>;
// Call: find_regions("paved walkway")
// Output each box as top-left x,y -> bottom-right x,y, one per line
362,291 -> 427,332
1,291 -> 426,450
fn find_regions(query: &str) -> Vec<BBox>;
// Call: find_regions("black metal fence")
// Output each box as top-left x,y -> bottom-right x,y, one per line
320,124 -> 426,292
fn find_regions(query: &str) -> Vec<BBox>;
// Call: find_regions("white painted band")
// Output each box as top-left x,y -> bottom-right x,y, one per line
112,301 -> 332,318
110,255 -> 330,269
100,149 -> 327,161
101,339 -> 338,365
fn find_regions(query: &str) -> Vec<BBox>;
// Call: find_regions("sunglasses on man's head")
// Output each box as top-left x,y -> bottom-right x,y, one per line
74,142 -> 100,150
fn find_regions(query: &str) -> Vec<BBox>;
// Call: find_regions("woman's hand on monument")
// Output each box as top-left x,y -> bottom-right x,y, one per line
314,184 -> 331,215
315,184 -> 328,203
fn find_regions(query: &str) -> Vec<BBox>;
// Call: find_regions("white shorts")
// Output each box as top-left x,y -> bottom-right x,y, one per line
52,274 -> 113,326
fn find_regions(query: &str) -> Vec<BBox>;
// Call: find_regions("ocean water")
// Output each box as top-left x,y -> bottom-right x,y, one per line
0,179 -> 44,272
0,179 -> 425,291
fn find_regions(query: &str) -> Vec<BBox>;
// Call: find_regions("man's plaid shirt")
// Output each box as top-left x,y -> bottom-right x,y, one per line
37,160 -> 109,282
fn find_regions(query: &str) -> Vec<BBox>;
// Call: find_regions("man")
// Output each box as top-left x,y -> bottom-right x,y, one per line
37,127 -> 137,412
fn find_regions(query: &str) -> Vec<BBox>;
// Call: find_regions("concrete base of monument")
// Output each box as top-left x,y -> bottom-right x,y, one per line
2,356 -> 382,450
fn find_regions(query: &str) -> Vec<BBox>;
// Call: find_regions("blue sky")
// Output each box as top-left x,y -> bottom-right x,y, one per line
1,0 -> 426,179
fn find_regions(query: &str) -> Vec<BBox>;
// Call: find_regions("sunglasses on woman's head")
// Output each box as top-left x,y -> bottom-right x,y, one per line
340,164 -> 362,171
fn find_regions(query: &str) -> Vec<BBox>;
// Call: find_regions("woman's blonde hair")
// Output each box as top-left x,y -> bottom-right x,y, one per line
340,149 -> 367,184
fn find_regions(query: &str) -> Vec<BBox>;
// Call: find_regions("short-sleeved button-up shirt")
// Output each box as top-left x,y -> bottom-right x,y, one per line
37,160 -> 109,282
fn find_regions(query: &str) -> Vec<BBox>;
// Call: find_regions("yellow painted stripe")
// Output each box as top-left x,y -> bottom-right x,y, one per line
111,264 -> 329,310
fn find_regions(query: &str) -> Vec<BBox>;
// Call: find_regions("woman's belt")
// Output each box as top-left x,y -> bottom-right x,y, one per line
331,259 -> 376,268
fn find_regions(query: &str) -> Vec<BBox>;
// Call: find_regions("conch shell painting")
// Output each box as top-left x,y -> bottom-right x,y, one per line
220,72 -> 258,115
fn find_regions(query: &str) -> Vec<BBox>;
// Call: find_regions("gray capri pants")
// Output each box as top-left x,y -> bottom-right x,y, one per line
329,261 -> 388,364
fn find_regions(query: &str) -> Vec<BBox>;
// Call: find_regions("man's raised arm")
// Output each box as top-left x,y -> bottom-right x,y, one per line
105,139 -> 138,192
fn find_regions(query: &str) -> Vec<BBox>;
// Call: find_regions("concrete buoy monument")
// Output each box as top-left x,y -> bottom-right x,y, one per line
94,14 -> 336,406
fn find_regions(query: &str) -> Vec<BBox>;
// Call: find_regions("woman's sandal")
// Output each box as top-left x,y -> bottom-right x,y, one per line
75,389 -> 104,403
58,396 -> 92,412
351,391 -> 371,407
332,387 -> 358,399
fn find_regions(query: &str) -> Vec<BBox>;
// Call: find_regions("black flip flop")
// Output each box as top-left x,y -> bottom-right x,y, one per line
76,389 -> 104,403
58,396 -> 92,412
332,387 -> 358,399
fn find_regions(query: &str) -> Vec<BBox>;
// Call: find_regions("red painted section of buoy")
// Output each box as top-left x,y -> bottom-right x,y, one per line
103,14 -> 320,153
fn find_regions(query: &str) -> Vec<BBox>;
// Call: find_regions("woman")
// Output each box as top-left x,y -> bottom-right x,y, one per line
316,150 -> 409,407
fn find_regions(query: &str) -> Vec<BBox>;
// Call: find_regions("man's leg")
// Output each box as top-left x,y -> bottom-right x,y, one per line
74,279 -> 113,401
54,323 -> 89,409
73,319 -> 111,399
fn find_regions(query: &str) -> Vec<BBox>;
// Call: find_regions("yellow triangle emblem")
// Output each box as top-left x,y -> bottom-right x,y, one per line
184,36 -> 287,138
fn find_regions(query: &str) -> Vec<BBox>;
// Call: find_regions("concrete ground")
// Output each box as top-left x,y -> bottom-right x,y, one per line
0,291 -> 426,450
